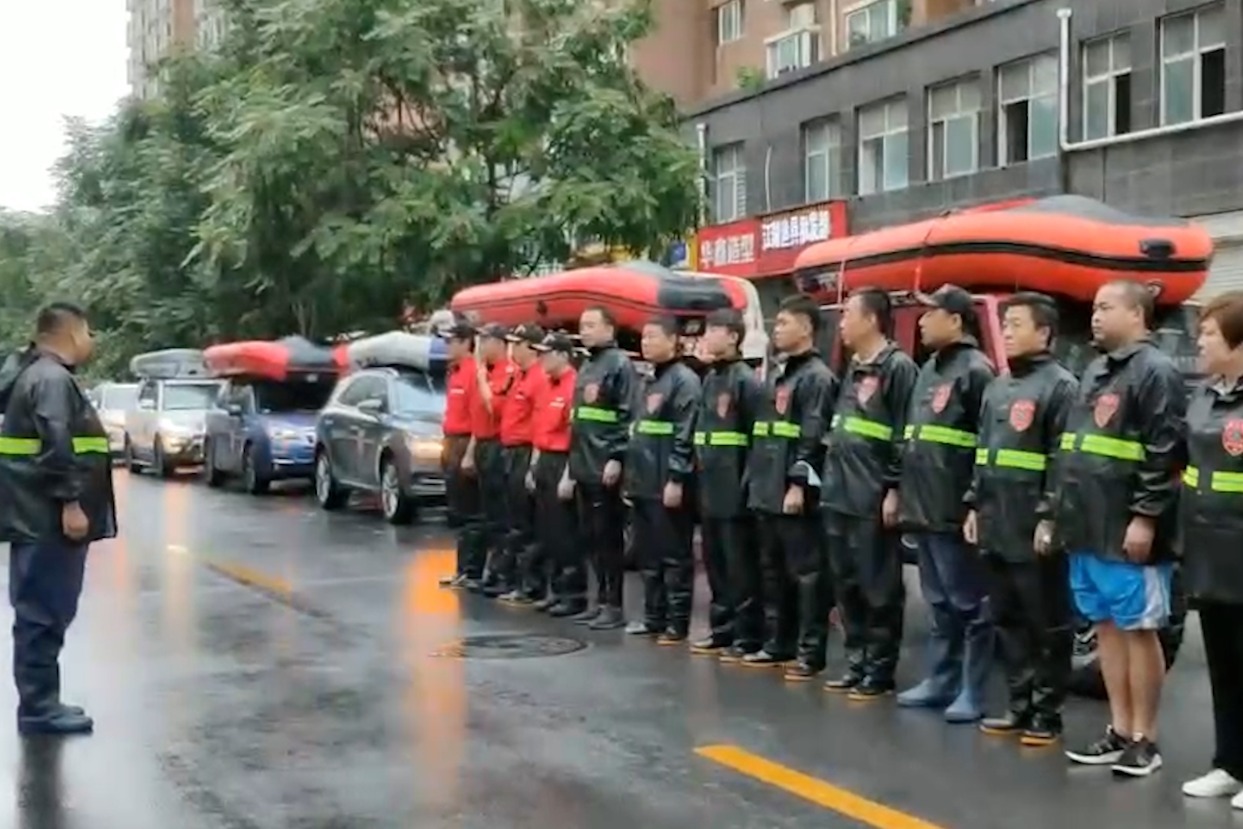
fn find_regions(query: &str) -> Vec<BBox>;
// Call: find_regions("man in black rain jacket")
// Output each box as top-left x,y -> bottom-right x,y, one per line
0,303 -> 114,735
895,285 -> 997,724
821,288 -> 918,699
1058,280 -> 1185,777
742,294 -> 838,681
624,317 -> 701,642
964,293 -> 1077,746
690,309 -> 766,660
562,306 -> 637,631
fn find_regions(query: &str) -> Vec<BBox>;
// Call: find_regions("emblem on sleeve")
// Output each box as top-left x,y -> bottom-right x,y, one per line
645,393 -> 664,414
716,393 -> 731,418
583,383 -> 599,404
1223,419 -> 1243,456
931,383 -> 952,414
1009,399 -> 1036,432
856,376 -> 879,406
774,386 -> 792,415
1093,392 -> 1119,428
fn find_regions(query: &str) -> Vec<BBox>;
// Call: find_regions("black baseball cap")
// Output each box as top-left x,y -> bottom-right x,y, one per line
916,285 -> 978,327
506,323 -> 545,345
439,321 -> 477,341
478,323 -> 509,341
535,333 -> 575,356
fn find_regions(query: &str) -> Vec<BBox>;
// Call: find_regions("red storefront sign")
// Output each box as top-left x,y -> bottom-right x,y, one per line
697,201 -> 848,278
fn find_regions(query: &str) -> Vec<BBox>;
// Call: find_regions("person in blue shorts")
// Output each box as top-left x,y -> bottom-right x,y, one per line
1052,280 -> 1186,777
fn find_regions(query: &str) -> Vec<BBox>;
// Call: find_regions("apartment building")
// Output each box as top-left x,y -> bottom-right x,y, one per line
681,0 -> 1243,306
126,0 -> 224,98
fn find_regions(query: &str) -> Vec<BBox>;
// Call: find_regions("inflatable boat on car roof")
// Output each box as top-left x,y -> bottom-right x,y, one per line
203,336 -> 347,382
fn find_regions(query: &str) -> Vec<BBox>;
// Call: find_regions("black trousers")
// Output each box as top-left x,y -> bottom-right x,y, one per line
757,511 -> 832,667
444,435 -> 483,578
494,445 -> 534,590
700,515 -> 762,648
475,439 -> 507,584
1200,601 -> 1243,780
824,511 -> 904,684
532,452 -> 587,604
10,540 -> 88,717
983,553 -> 1072,725
576,482 -> 626,608
632,497 -> 695,634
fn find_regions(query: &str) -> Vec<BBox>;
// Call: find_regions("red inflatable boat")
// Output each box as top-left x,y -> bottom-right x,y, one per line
794,195 -> 1212,304
450,261 -> 750,332
203,336 -> 347,381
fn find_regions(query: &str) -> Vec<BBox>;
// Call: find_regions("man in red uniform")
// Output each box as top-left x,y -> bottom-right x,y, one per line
527,333 -> 587,615
438,321 -> 484,588
468,323 -> 516,595
496,323 -> 547,602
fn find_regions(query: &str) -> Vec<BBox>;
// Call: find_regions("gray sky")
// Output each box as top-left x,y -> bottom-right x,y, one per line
0,1 -> 128,212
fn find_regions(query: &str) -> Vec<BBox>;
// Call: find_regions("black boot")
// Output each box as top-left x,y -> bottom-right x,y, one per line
18,708 -> 93,736
980,710 -> 1031,737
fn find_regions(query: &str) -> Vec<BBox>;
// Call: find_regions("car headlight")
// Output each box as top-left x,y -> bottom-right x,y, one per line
405,434 -> 443,462
161,424 -> 198,441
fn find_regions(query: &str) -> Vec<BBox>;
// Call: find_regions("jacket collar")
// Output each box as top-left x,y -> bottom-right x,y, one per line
933,336 -> 979,367
1105,337 -> 1153,365
1009,351 -> 1053,377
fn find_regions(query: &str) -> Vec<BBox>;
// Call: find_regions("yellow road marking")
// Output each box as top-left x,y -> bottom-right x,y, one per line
695,744 -> 946,829
205,560 -> 295,597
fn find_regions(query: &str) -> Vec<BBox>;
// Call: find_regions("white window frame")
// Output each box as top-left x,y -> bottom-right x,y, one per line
803,119 -> 840,202
764,16 -> 820,79
1159,3 -> 1226,126
927,79 -> 980,181
857,98 -> 909,196
712,143 -> 746,223
717,0 -> 743,46
844,0 -> 899,50
997,53 -> 1058,166
1081,33 -> 1131,140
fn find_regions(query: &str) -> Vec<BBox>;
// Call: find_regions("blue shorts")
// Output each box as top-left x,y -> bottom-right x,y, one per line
1069,552 -> 1172,631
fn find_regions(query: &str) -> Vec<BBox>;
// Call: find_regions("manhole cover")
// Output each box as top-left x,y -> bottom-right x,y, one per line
432,634 -> 587,659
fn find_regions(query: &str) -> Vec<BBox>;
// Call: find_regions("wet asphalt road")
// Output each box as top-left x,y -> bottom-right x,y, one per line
0,471 -> 1238,829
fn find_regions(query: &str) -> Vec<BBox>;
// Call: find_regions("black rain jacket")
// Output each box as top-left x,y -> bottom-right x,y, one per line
746,350 -> 838,515
0,348 -> 117,544
569,342 -> 637,486
1052,339 -> 1185,563
897,337 -> 995,533
965,352 -> 1076,561
695,357 -> 764,519
624,358 -> 701,501
820,343 -> 918,518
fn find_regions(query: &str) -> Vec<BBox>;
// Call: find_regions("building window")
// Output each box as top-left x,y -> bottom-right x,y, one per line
1083,34 -> 1132,140
803,119 -> 840,202
845,0 -> 899,50
766,3 -> 819,79
1161,3 -> 1226,126
858,98 -> 908,195
717,0 -> 743,45
928,78 -> 980,181
712,143 -> 747,223
998,54 -> 1058,166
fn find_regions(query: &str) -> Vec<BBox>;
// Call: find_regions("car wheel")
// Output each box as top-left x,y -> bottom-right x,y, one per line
380,456 -> 415,525
153,437 -> 174,479
242,445 -> 270,495
201,438 -> 224,488
125,437 -> 142,474
315,450 -> 346,510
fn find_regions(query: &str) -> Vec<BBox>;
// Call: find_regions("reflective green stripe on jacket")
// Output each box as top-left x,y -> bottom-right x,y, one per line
0,436 -> 110,455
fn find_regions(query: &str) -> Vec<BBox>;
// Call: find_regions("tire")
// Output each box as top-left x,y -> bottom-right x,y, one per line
153,437 -> 174,479
125,437 -> 142,474
1068,565 -> 1188,699
241,444 -> 270,495
314,449 -> 346,511
201,438 -> 224,488
379,455 -> 415,525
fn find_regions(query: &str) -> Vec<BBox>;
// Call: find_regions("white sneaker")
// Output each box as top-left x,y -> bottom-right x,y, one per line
1182,769 -> 1243,798
1232,789 -> 1243,811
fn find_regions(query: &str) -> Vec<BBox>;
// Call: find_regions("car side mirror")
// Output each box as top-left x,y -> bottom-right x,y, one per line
358,398 -> 384,415
225,403 -> 243,416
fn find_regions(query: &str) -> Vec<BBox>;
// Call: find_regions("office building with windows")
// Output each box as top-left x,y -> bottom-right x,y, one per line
683,0 -> 1243,304
127,0 -> 228,99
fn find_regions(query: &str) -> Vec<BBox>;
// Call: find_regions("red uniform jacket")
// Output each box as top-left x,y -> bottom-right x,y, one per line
500,362 -> 546,447
532,368 -> 576,453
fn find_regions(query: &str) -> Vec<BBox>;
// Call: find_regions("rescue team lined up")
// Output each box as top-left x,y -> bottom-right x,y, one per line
434,282 -> 1243,808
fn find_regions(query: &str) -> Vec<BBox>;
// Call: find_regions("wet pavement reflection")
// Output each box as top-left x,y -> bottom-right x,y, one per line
0,471 -> 1234,828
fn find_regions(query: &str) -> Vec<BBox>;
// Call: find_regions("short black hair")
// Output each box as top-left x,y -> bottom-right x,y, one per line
777,293 -> 821,335
850,287 -> 892,335
705,308 -> 745,346
1001,291 -> 1060,340
582,305 -> 617,328
36,302 -> 87,336
644,315 -> 679,338
1102,280 -> 1155,329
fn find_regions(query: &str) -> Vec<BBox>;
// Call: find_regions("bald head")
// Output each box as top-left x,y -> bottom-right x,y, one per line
1092,280 -> 1153,351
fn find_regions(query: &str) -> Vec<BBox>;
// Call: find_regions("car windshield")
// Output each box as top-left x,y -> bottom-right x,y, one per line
162,383 -> 220,411
253,379 -> 336,414
391,372 -> 446,416
1054,302 -> 1200,378
101,385 -> 138,410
